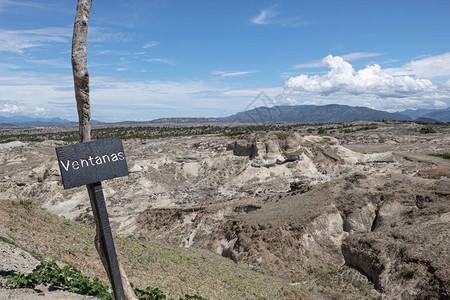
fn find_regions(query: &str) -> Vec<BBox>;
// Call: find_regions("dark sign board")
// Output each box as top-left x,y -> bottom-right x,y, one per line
55,138 -> 129,189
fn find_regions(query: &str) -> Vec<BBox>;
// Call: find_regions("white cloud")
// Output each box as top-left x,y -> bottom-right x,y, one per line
142,41 -> 160,49
25,58 -> 70,68
252,6 -> 307,27
0,27 -> 70,53
252,6 -> 277,25
34,107 -> 45,114
341,52 -> 384,61
443,79 -> 450,90
211,70 -> 258,78
294,52 -> 383,69
0,68 -> 282,121
0,0 -> 49,11
143,58 -> 176,66
286,55 -> 436,97
0,72 -> 75,118
284,54 -> 450,111
386,52 -> 450,78
0,103 -> 26,113
222,86 -> 283,98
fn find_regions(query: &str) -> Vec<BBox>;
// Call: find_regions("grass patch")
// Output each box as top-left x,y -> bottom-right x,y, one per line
0,235 -> 17,247
12,199 -> 36,209
428,153 -> 450,160
420,127 -> 437,134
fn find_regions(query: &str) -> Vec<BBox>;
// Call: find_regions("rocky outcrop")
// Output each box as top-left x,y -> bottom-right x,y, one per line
341,186 -> 450,299
342,202 -> 377,233
130,172 -> 449,299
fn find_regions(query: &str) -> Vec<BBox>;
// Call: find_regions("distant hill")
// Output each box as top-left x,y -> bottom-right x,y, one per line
220,104 -> 411,123
150,117 -> 222,124
0,116 -> 102,126
398,107 -> 450,122
413,117 -> 442,123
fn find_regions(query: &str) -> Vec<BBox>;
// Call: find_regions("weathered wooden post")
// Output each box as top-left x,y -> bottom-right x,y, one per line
63,1 -> 137,299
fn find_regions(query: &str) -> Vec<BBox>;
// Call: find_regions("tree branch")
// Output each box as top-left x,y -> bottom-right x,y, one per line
72,1 -> 137,299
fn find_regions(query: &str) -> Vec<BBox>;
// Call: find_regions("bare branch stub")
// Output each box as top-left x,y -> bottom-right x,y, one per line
72,0 -> 92,143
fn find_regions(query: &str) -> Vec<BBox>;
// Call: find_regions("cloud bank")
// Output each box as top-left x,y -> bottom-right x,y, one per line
284,55 -> 450,110
387,52 -> 450,78
294,52 -> 383,69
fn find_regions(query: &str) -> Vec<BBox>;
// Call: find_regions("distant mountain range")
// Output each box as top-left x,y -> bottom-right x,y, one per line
221,104 -> 450,123
397,107 -> 450,122
0,116 -> 72,126
1,105 -> 449,126
0,116 -> 102,126
220,104 -> 413,123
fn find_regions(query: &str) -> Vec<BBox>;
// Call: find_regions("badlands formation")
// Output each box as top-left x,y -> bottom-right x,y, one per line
0,121 -> 449,299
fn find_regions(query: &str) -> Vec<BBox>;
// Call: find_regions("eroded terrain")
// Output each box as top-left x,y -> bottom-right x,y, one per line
1,121 -> 449,299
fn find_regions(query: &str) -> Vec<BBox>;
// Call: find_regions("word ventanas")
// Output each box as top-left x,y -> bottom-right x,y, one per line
55,138 -> 129,189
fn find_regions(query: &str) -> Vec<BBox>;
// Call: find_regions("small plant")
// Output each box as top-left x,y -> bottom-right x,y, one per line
5,260 -> 113,299
43,169 -> 49,180
0,236 -> 18,247
317,127 -> 325,134
420,127 -> 436,134
12,199 -> 36,209
428,153 -> 450,160
5,260 -> 206,300
132,284 -> 168,300
19,251 -> 27,258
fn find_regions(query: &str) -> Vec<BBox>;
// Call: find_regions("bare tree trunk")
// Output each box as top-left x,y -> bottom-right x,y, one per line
72,0 -> 91,143
71,1 -> 137,299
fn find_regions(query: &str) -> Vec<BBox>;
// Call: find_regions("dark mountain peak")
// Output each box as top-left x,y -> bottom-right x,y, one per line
221,104 -> 412,123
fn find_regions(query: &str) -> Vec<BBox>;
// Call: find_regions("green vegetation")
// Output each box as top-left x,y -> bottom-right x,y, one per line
12,198 -> 36,209
420,127 -> 437,134
5,260 -> 204,300
0,125 -> 279,143
415,121 -> 448,125
5,260 -> 111,299
0,122 -> 384,143
428,153 -> 450,160
0,235 -> 17,247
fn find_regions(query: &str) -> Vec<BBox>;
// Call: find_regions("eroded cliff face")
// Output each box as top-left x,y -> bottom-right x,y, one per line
131,172 -> 450,299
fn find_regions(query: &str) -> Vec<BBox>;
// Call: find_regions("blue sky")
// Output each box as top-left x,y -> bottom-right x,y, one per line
1,0 -> 450,122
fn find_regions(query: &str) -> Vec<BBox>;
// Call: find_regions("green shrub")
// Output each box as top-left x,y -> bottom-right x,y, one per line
428,153 -> 450,160
0,236 -> 17,247
5,260 -> 112,299
12,199 -> 36,209
5,260 -> 206,300
420,127 -> 436,134
317,127 -> 326,134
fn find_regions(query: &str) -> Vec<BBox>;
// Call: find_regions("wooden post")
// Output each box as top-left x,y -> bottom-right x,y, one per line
88,182 -> 125,300
71,1 -> 137,299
